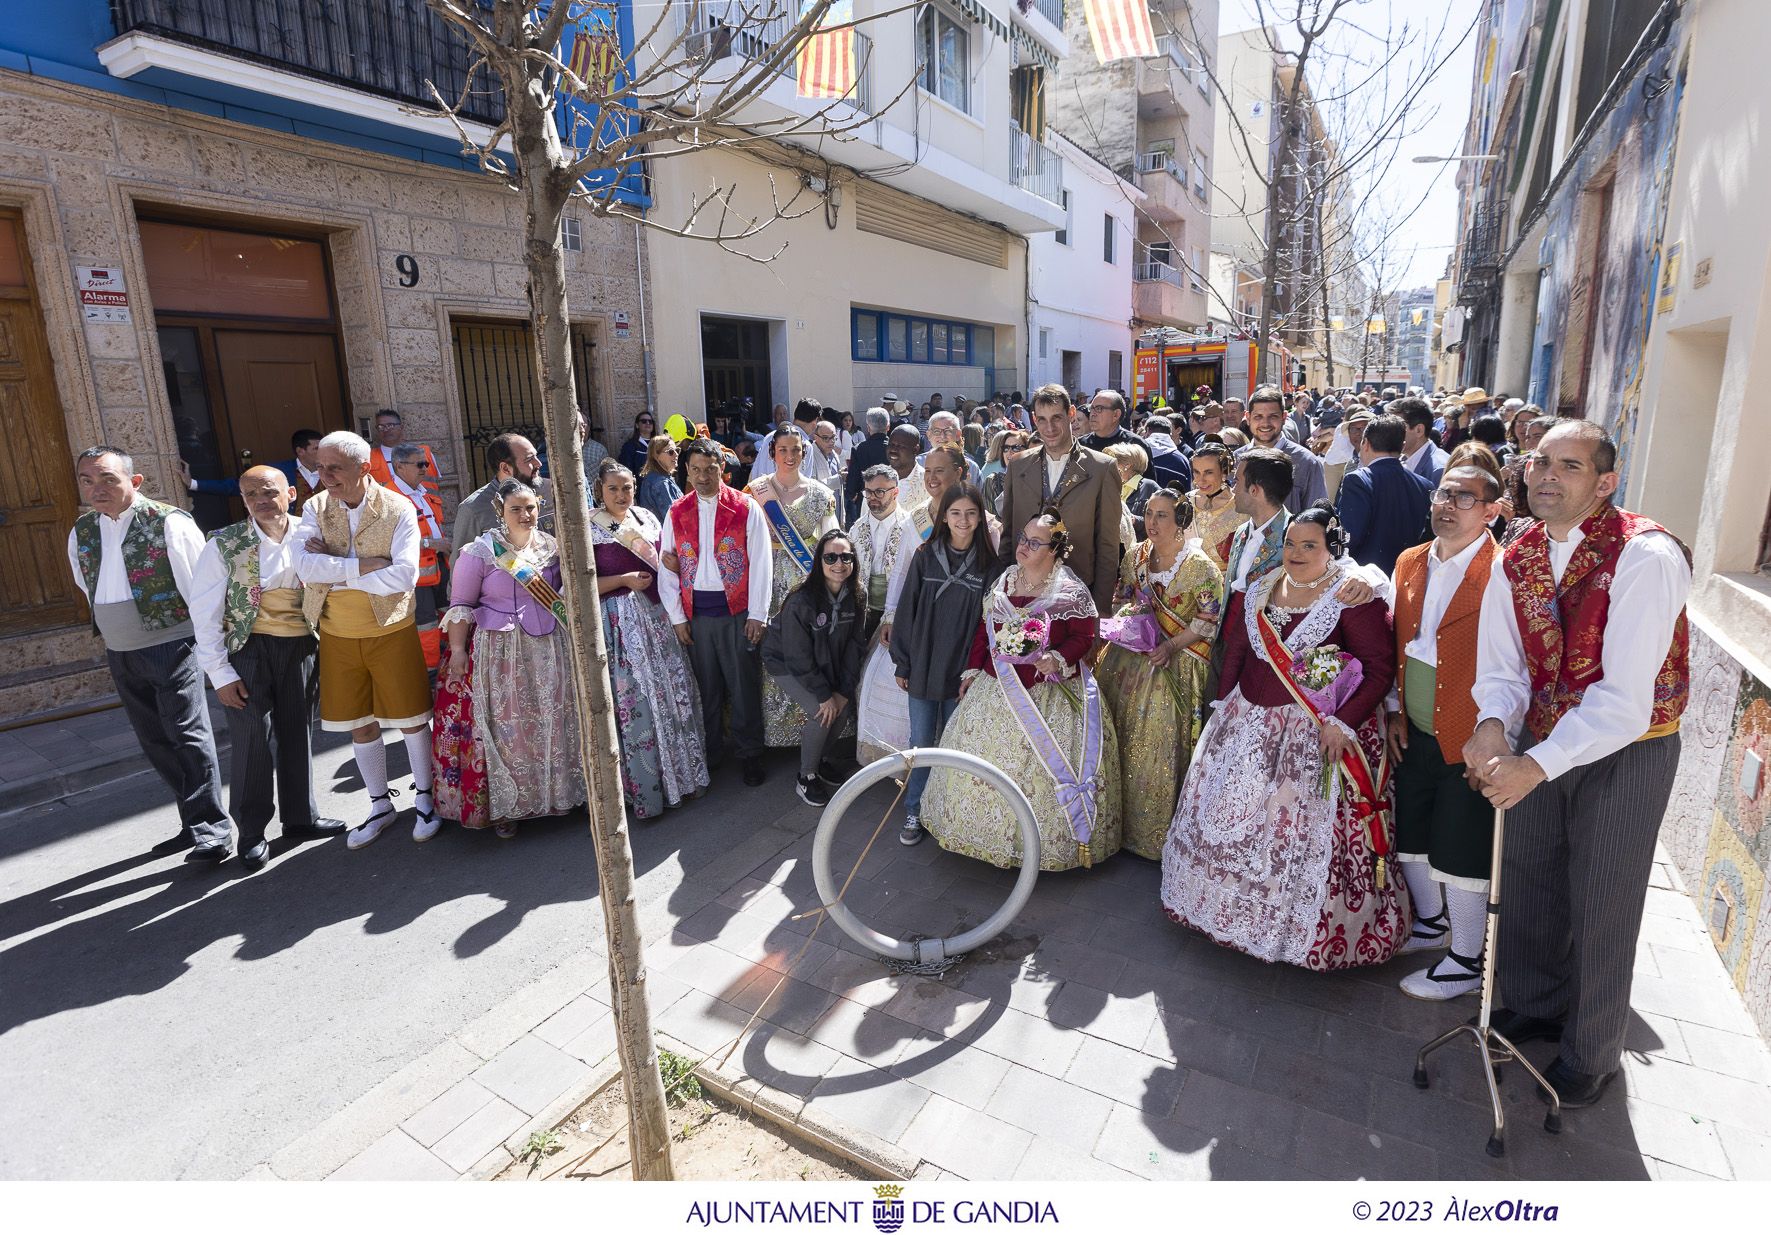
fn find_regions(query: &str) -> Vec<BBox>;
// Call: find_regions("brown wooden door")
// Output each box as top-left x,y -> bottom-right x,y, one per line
212,329 -> 345,473
0,215 -> 83,635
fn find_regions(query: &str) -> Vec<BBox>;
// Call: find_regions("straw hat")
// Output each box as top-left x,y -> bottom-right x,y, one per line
1461,386 -> 1491,406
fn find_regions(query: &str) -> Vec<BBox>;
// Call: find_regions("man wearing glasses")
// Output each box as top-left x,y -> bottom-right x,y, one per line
1386,463 -> 1505,1002
618,413 -> 657,475
846,464 -> 915,641
390,443 -> 449,669
1465,420 -> 1692,1109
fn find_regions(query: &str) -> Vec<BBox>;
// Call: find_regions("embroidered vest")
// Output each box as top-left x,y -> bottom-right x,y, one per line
74,497 -> 190,633
300,481 -> 416,631
669,486 -> 751,618
213,519 -> 314,653
1393,536 -> 1494,761
292,470 -> 317,514
1503,502 -> 1689,745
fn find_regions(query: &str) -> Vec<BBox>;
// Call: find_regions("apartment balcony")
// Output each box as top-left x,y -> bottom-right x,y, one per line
680,7 -> 873,114
1010,122 -> 1064,205
1134,260 -> 1206,328
1458,205 -> 1507,303
1135,152 -> 1196,224
104,0 -> 504,131
1135,33 -> 1209,118
1011,0 -> 1072,61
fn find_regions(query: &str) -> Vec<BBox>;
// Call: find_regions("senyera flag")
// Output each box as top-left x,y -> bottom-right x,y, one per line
1083,0 -> 1158,64
796,0 -> 857,100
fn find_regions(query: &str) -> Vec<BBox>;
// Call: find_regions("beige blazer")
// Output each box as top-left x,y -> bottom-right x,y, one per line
995,443 -> 1123,612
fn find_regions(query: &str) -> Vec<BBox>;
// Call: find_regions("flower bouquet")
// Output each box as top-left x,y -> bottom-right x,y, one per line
1291,645 -> 1363,798
994,616 -> 1048,662
1098,609 -> 1162,653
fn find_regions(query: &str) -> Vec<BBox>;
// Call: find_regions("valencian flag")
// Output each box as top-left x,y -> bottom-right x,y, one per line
565,9 -> 621,97
797,0 -> 856,101
1083,0 -> 1158,65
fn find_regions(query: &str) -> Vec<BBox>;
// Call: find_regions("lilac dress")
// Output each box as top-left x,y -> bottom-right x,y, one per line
590,509 -> 709,817
444,531 -> 586,821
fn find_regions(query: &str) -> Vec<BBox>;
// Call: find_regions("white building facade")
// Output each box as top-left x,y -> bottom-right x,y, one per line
1028,130 -> 1138,396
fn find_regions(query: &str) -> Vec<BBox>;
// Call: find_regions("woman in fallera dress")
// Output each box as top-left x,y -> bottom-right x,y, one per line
747,428 -> 840,748
591,464 -> 709,818
1185,442 -> 1247,573
433,479 -> 585,837
1096,487 -> 1224,859
1160,502 -> 1409,969
920,510 -> 1122,871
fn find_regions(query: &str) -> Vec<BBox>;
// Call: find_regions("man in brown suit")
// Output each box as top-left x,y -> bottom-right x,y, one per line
995,383 -> 1122,611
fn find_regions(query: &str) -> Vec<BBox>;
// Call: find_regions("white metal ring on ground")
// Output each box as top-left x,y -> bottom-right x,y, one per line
811,748 -> 1041,966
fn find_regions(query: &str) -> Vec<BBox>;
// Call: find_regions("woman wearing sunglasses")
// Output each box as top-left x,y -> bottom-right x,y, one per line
761,529 -> 867,806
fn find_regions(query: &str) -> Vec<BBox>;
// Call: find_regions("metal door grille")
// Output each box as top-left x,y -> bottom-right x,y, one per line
452,319 -> 599,489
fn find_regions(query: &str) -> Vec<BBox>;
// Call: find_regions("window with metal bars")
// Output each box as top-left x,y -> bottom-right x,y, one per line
451,318 -> 601,488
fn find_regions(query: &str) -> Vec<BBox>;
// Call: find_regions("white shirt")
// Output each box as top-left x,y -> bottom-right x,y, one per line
657,490 -> 773,624
1043,446 -> 1070,498
806,445 -> 843,487
190,517 -> 304,689
391,472 -> 443,544
1231,512 -> 1282,593
1473,523 -> 1691,781
65,495 -> 205,606
854,507 -> 912,580
1324,424 -> 1357,466
292,490 -> 420,595
1403,440 -> 1433,474
1403,533 -> 1489,666
295,460 -> 321,490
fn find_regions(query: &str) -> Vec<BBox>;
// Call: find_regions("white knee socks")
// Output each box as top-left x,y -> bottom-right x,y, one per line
354,738 -> 392,815
1444,884 -> 1489,962
403,729 -> 434,808
1402,859 -> 1446,938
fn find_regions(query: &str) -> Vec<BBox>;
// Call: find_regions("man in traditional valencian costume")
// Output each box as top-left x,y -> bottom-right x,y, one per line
294,431 -> 436,848
660,439 -> 774,786
1467,420 -> 1691,1108
67,446 -> 230,861
190,465 -> 344,871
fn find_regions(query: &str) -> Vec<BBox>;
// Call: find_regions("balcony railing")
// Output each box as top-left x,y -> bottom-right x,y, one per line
1135,151 -> 1188,187
112,0 -> 504,124
680,3 -> 871,113
1135,261 -> 1184,287
1460,205 -> 1506,286
1153,34 -> 1192,74
1027,0 -> 1066,27
1010,121 -> 1063,205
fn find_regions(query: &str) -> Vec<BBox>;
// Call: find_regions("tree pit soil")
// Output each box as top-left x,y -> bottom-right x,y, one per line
497,1077 -> 877,1182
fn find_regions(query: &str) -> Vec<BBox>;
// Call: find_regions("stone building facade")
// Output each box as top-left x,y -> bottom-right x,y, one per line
0,66 -> 647,721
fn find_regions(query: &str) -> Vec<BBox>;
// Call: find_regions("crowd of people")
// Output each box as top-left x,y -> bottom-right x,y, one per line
72,372 -> 1689,1110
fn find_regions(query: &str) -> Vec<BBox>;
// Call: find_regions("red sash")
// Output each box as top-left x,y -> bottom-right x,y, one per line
1254,606 -> 1393,877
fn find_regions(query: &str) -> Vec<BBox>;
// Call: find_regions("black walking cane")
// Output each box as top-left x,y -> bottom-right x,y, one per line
1412,805 -> 1563,1157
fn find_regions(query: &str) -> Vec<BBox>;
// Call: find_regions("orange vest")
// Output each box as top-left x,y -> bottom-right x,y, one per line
399,485 -> 446,586
368,443 -> 440,500
1392,535 -> 1495,763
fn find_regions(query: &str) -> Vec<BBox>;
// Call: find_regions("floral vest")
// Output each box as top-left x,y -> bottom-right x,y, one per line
1503,502 -> 1689,745
299,481 -> 415,630
73,497 -> 190,633
212,519 -> 315,653
669,486 -> 751,617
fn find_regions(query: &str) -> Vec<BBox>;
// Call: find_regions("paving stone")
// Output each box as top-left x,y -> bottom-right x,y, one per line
1045,980 -> 1160,1050
804,1064 -> 931,1144
472,1034 -> 593,1117
1141,1008 -> 1261,1084
1620,1055 -> 1771,1137
889,1039 -> 1011,1110
430,1094 -> 527,1173
984,1065 -> 1115,1153
1650,1159 -> 1724,1180
1205,984 -> 1326,1053
1169,1070 -> 1304,1160
950,1004 -> 1084,1075
666,939 -> 778,1003
1717,1122 -> 1771,1180
328,1129 -> 457,1181
1632,972 -> 1760,1036
1091,1100 -> 1220,1180
878,975 -> 993,1036
656,993 -> 752,1057
900,1092 -> 1035,1180
400,1077 -> 499,1148
1677,1022 -> 1771,1085
1290,1107 -> 1438,1180
1502,1123 -> 1652,1181
1063,1034 -> 1186,1117
733,1025 -> 843,1098
801,994 -> 924,1068
532,996 -> 609,1050
1624,1009 -> 1692,1065
1012,1133 -> 1142,1181
559,1010 -> 615,1066
730,971 -> 841,1038
1245,1042 -> 1372,1121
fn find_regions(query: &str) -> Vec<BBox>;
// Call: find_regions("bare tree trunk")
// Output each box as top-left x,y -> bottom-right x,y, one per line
505,58 -> 675,1183
1316,196 -> 1334,388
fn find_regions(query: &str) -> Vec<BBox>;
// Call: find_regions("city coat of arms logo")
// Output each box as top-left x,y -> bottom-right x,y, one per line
872,1183 -> 905,1233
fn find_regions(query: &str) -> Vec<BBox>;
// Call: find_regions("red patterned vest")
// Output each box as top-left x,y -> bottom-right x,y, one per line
669,485 -> 751,618
1502,502 -> 1689,745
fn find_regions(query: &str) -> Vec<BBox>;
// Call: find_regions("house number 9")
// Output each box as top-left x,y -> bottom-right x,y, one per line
395,254 -> 420,287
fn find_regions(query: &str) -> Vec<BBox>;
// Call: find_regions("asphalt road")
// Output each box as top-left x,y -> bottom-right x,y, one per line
0,736 -> 815,1180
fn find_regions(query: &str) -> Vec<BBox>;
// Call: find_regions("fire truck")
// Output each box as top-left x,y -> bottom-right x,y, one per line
1131,334 -> 1296,408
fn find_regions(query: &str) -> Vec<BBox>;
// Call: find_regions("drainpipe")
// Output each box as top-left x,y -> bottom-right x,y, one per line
634,221 -> 656,419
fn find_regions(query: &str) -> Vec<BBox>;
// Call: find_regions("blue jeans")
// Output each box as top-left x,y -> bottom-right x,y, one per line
904,694 -> 960,816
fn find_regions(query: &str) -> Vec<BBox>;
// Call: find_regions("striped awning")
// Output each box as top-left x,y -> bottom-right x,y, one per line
949,0 -> 1060,73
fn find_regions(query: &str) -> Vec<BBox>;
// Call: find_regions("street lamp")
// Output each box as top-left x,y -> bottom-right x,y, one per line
1411,154 -> 1502,163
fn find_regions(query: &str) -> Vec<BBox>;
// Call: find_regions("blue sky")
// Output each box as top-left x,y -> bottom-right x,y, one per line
1218,0 -> 1482,290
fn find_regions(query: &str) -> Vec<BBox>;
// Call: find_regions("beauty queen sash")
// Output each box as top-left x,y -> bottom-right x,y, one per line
991,631 -> 1105,868
490,537 -> 568,625
754,481 -> 816,579
1255,605 -> 1393,886
909,500 -> 935,542
591,509 -> 662,572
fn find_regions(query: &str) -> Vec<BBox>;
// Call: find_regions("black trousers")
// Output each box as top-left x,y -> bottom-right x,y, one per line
225,632 -> 321,847
687,610 -> 764,763
1499,732 -> 1682,1076
107,637 -> 230,848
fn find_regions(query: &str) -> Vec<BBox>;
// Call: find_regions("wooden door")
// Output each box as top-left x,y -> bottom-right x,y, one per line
0,214 -> 83,635
213,330 -> 345,474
